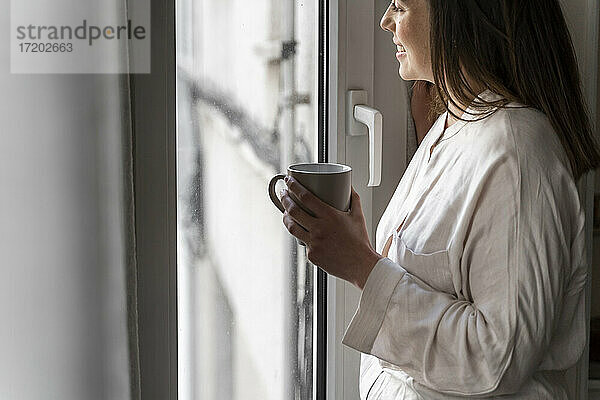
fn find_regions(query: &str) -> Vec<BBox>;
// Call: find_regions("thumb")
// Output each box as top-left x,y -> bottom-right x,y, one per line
349,187 -> 362,214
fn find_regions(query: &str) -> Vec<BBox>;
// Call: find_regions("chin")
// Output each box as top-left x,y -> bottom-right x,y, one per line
398,69 -> 413,81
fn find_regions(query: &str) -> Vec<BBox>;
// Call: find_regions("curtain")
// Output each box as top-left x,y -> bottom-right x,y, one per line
0,0 -> 140,398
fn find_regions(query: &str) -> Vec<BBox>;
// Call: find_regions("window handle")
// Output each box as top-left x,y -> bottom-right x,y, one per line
347,90 -> 382,187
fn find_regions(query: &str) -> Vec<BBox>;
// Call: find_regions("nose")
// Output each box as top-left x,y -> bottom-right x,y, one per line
379,6 -> 395,33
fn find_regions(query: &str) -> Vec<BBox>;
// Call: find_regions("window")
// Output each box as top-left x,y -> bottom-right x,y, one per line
175,0 -> 321,398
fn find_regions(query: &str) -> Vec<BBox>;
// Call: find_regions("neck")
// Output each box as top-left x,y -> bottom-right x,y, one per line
444,84 -> 487,129
441,70 -> 486,129
444,104 -> 462,129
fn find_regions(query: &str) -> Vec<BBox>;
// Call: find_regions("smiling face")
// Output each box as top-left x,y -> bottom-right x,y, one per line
380,0 -> 433,83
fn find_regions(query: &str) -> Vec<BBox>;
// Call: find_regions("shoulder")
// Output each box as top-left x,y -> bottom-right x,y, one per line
464,102 -> 571,179
458,102 -> 579,217
459,102 -> 583,241
464,102 -> 581,224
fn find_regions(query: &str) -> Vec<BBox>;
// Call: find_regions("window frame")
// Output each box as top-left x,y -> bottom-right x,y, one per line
324,1 -> 406,399
316,0 -> 330,398
132,0 -> 178,398
325,0 -> 414,398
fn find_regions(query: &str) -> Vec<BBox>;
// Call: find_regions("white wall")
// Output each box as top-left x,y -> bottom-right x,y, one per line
0,1 -> 131,398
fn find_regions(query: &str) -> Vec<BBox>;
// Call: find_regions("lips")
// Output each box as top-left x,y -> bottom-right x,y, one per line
393,40 -> 406,52
396,44 -> 406,60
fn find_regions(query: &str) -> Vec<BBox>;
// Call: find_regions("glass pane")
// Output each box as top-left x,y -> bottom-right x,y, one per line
175,1 -> 319,399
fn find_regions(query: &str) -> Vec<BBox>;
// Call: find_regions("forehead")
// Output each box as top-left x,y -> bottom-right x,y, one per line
395,0 -> 417,8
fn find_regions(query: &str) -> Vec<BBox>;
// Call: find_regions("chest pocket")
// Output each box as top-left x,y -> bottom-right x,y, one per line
388,233 -> 454,295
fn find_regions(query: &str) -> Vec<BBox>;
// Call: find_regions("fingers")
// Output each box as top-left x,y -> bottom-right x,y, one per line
284,176 -> 334,218
281,188 -> 317,230
282,211 -> 310,244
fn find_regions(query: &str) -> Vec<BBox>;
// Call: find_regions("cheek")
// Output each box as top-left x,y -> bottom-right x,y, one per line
404,32 -> 430,64
396,21 -> 411,46
397,22 -> 421,51
396,15 -> 430,64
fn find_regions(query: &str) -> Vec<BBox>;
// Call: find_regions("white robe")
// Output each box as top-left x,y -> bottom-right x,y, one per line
341,89 -> 587,399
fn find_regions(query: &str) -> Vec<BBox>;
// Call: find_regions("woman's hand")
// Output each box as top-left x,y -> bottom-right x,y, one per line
280,176 -> 383,290
411,80 -> 437,144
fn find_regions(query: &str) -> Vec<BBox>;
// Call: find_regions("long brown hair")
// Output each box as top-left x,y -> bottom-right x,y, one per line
424,0 -> 600,182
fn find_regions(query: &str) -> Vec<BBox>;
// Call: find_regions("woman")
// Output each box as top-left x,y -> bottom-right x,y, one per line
279,0 -> 600,398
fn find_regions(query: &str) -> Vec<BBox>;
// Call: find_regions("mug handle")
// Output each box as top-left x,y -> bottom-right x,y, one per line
268,174 -> 287,213
268,173 -> 307,247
